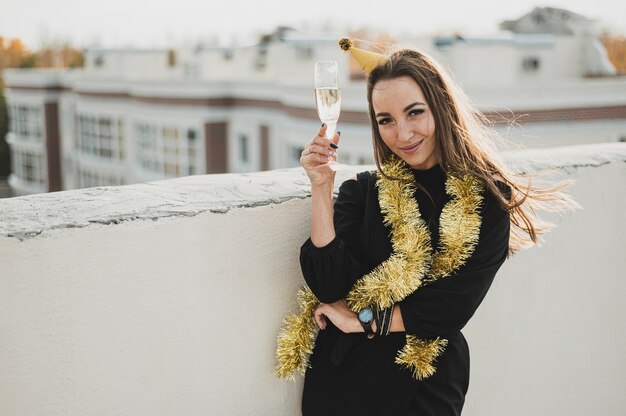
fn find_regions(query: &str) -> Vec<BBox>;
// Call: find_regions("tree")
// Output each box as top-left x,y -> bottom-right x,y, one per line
0,76 -> 10,178
0,36 -> 84,179
35,43 -> 84,68
0,37 -> 27,179
0,36 -> 84,70
600,30 -> 626,75
0,37 -> 30,69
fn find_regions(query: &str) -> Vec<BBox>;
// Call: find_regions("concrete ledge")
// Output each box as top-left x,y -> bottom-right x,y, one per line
1,143 -> 625,241
0,167 -> 358,240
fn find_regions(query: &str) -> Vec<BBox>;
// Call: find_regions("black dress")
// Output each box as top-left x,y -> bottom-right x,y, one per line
300,163 -> 511,416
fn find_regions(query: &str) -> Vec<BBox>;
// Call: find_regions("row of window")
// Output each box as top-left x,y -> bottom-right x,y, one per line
74,115 -> 200,177
8,104 -> 43,141
6,102 -> 378,193
10,109 -> 376,187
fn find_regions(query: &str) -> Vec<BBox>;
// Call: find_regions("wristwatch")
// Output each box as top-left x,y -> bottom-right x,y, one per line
358,307 -> 375,339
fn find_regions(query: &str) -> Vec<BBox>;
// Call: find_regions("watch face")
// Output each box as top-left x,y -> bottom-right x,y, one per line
358,307 -> 374,324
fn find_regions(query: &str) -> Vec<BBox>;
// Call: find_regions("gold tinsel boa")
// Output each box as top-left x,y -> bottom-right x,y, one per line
275,156 -> 484,380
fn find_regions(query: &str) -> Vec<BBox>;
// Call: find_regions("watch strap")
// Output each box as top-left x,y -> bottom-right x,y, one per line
360,319 -> 375,339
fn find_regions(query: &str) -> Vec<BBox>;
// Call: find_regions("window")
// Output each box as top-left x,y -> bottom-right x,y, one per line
75,114 -> 124,160
238,134 -> 249,163
287,144 -> 304,167
358,155 -> 375,165
135,122 -> 160,173
522,57 -> 540,72
99,118 -> 113,157
293,146 -> 304,161
9,104 -> 43,142
163,126 -> 181,176
188,129 -> 198,175
77,167 -> 121,188
118,119 -> 125,160
134,122 -> 199,177
296,46 -> 314,60
168,49 -> 176,67
12,149 -> 45,184
254,47 -> 268,71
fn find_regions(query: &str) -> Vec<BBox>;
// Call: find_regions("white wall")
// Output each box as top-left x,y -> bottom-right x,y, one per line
464,144 -> 626,415
0,143 -> 625,415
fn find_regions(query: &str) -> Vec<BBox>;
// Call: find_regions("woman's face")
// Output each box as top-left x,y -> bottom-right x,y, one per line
372,75 -> 438,170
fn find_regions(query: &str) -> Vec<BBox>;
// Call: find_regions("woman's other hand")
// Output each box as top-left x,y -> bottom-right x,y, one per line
300,124 -> 340,187
313,299 -> 360,334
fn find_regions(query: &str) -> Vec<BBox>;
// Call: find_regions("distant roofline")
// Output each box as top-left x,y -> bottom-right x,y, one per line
84,48 -> 170,53
192,36 -> 337,52
531,6 -> 590,21
434,32 -> 555,47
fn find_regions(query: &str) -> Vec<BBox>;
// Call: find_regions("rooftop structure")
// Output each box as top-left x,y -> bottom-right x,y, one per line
3,8 -> 625,196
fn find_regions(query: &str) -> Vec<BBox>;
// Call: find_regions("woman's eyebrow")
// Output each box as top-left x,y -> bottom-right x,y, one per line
375,101 -> 426,117
403,101 -> 426,111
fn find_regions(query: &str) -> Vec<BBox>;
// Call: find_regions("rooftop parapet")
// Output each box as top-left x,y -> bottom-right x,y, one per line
1,143 -> 625,415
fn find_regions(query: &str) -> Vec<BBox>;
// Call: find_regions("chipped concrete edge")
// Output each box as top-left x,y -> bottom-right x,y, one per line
3,194 -> 311,241
1,143 -> 625,241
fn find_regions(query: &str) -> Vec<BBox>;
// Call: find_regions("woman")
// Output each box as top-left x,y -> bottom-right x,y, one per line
275,39 -> 576,415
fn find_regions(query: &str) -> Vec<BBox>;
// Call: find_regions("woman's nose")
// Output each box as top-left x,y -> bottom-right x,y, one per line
397,120 -> 414,142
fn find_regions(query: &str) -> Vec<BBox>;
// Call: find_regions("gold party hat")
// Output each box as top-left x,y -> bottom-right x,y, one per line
338,38 -> 387,74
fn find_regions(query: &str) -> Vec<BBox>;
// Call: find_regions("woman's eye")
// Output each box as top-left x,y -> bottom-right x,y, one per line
409,109 -> 424,117
377,118 -> 391,125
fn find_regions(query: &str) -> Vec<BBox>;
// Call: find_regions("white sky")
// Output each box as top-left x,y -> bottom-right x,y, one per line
2,0 -> 625,49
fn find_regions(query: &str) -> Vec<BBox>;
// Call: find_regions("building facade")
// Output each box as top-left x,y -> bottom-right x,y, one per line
4,8 -> 626,196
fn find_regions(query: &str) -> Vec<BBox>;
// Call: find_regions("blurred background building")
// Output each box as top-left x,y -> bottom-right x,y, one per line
3,6 -> 626,196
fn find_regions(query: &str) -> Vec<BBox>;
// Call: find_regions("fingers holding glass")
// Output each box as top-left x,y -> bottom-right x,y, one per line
303,135 -> 338,163
305,144 -> 336,157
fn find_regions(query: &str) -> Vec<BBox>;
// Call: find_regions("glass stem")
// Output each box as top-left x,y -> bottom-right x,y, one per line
325,121 -> 337,141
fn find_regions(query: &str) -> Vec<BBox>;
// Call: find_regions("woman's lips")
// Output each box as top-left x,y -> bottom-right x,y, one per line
401,139 -> 424,154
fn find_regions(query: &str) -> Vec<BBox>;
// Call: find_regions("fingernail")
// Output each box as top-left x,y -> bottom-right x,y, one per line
330,143 -> 338,149
321,123 -> 326,128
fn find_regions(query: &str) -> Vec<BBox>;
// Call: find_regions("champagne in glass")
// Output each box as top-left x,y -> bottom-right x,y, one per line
315,88 -> 341,137
314,61 -> 342,168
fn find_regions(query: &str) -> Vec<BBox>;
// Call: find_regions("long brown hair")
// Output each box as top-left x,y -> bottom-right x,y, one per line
366,48 -> 579,255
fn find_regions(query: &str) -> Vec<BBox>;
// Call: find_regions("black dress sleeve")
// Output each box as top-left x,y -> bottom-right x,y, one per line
299,175 -> 367,304
398,181 -> 511,339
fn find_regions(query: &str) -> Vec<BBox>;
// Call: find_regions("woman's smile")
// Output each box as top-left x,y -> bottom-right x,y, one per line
400,139 -> 424,154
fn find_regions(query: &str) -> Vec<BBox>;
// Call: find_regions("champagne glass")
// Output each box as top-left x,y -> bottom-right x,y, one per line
314,60 -> 342,169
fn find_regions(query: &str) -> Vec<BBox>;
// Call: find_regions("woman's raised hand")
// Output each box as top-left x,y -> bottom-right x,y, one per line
300,124 -> 340,187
